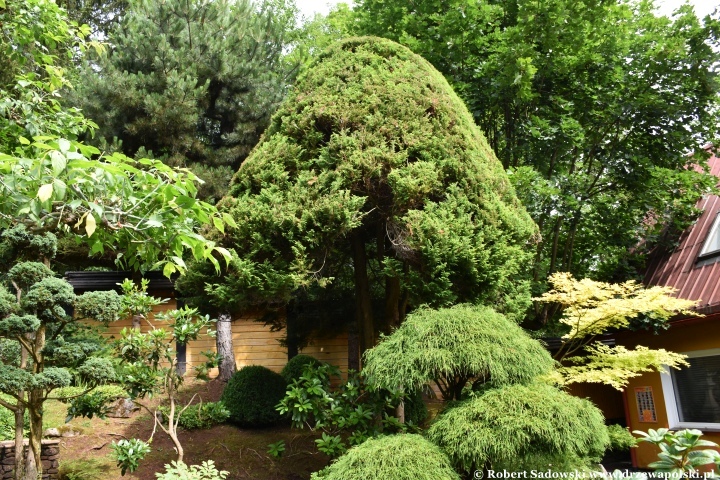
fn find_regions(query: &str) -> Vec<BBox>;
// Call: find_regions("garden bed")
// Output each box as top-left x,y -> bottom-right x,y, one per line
54,379 -> 331,479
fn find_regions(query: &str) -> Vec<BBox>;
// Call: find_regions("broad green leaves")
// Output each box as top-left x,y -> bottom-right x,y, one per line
0,137 -> 232,274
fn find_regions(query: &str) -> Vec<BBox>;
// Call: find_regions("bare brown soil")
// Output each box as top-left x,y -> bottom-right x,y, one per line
57,379 -> 331,479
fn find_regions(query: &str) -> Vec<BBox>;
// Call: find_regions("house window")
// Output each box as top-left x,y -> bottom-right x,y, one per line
661,348 -> 720,430
699,213 -> 720,258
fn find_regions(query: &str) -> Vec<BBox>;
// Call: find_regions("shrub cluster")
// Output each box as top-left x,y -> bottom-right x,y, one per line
221,365 -> 287,427
159,402 -> 229,430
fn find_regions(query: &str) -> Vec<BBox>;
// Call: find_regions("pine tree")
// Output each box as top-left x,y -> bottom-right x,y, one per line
73,0 -> 302,201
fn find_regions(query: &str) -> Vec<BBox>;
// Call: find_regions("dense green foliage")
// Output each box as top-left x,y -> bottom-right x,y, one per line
426,382 -> 609,473
72,0 -> 302,201
403,389 -> 428,426
277,362 -> 410,456
221,365 -> 287,427
110,438 -> 150,476
311,434 -> 460,480
607,424 -> 636,452
212,36 -> 536,360
280,354 -> 322,384
363,304 -> 554,400
159,402 -> 230,430
352,0 -> 720,318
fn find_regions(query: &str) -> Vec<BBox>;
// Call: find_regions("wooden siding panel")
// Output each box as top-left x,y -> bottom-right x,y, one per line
84,306 -> 350,377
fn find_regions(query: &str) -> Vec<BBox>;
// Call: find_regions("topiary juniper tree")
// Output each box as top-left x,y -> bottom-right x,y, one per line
204,36 -> 537,368
0,227 -> 119,480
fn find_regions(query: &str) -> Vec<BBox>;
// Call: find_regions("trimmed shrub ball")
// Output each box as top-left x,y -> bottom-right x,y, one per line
221,365 -> 287,427
280,354 -> 322,384
311,434 -> 460,480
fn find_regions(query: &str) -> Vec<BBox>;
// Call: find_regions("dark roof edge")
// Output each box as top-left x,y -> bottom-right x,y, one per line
64,271 -> 174,292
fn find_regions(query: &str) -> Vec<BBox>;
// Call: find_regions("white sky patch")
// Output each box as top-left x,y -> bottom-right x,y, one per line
656,0 -> 718,18
294,0 -> 717,20
295,0 -> 352,19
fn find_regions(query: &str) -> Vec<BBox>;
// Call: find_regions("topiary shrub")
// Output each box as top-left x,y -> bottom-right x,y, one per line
363,304 -> 554,401
311,434 -> 460,480
221,365 -> 287,427
281,354 -> 322,384
426,382 -> 609,474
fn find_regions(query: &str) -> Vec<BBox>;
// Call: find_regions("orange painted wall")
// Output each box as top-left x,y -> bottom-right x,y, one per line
614,315 -> 720,467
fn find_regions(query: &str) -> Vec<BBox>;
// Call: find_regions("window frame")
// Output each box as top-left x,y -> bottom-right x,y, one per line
699,212 -> 720,260
660,348 -> 720,432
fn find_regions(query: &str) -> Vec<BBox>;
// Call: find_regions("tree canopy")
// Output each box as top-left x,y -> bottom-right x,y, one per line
210,36 -> 537,359
352,0 -> 720,323
72,0 -> 303,201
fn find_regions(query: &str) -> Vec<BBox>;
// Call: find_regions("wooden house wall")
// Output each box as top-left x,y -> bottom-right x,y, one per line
89,305 -> 349,376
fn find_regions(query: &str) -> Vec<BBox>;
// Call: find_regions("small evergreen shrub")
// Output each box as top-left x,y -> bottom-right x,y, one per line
426,382 -> 609,473
221,365 -> 287,427
404,389 -> 428,426
159,402 -> 229,430
607,424 -> 636,452
311,434 -> 460,480
280,354 -> 322,384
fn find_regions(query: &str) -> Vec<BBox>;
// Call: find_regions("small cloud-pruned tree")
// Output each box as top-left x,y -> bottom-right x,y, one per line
426,382 -> 609,475
362,304 -> 554,401
0,228 -> 119,480
536,272 -> 696,389
311,434 -> 460,480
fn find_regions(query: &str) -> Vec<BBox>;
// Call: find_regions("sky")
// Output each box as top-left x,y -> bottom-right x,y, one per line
294,0 -> 717,21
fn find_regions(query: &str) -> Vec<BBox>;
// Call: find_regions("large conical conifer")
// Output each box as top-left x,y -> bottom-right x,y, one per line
213,37 -> 537,361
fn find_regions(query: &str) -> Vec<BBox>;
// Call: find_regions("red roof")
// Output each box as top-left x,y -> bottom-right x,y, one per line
643,154 -> 720,312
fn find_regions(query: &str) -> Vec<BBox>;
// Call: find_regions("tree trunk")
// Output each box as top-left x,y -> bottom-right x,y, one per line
347,328 -> 360,371
216,312 -> 235,382
176,342 -> 187,376
14,342 -> 28,480
13,406 -> 25,480
285,302 -> 299,360
167,397 -> 184,463
351,233 -> 374,363
384,276 -> 401,332
132,314 -> 143,329
26,395 -> 43,480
